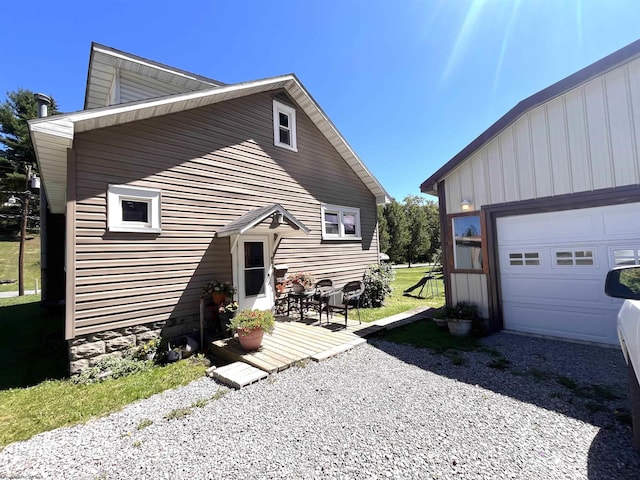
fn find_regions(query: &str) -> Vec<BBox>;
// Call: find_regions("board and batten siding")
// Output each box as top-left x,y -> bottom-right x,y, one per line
445,57 -> 640,214
69,91 -> 378,338
442,56 -> 640,318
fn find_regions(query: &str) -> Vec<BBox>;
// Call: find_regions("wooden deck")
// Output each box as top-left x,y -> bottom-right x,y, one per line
210,317 -> 375,374
209,306 -> 431,377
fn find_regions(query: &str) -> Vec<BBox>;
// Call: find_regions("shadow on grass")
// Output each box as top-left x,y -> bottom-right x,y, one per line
0,300 -> 67,389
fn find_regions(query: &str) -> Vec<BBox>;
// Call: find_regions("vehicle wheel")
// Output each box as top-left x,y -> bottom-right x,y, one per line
628,361 -> 640,451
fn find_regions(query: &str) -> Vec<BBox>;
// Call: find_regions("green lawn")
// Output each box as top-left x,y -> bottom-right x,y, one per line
0,235 -> 41,293
358,267 -> 445,322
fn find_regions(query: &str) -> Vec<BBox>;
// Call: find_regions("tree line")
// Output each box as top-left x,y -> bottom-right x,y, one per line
378,194 -> 440,266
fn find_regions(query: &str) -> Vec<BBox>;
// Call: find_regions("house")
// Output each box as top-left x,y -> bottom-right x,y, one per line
29,43 -> 390,373
421,39 -> 640,346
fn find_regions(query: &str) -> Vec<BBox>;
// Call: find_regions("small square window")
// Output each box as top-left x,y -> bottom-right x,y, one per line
273,100 -> 297,151
554,249 -> 594,267
107,185 -> 161,233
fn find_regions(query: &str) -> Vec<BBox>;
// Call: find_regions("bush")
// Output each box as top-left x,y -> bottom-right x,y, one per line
361,263 -> 395,308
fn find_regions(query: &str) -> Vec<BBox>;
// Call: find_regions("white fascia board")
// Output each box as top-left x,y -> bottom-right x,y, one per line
285,77 -> 391,205
29,117 -> 74,140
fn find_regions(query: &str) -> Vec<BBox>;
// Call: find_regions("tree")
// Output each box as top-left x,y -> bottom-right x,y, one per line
0,89 -> 59,172
377,204 -> 390,253
423,200 -> 440,262
403,195 -> 429,267
0,89 -> 59,295
382,200 -> 408,263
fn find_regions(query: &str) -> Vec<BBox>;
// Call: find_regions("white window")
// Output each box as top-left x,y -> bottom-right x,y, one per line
107,184 -> 161,233
509,252 -> 540,266
321,204 -> 361,240
273,99 -> 297,151
611,248 -> 640,266
554,249 -> 595,267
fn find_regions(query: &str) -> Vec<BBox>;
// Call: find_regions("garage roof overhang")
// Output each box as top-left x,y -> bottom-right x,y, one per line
30,74 -> 391,214
215,204 -> 310,238
420,38 -> 640,196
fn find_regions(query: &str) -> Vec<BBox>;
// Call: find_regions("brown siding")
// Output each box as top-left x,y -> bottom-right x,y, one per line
71,91 -> 378,336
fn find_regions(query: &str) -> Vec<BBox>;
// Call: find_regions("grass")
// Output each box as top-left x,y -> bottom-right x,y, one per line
0,358 -> 207,447
357,267 -> 445,323
0,294 -> 67,389
0,235 -> 41,293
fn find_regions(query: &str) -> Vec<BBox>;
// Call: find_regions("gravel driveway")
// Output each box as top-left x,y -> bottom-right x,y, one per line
2,332 -> 639,479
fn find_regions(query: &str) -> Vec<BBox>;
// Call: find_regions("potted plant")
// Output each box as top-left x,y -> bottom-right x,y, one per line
446,302 -> 479,337
228,309 -> 275,351
286,271 -> 315,294
203,280 -> 236,305
431,306 -> 449,329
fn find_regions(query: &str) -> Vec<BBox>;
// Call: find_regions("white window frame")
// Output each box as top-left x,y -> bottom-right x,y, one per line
507,251 -> 541,267
320,204 -> 361,240
273,99 -> 297,152
107,184 -> 161,233
552,247 -> 596,268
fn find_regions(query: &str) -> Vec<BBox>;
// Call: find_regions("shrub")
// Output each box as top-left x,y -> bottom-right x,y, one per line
361,263 -> 395,308
71,356 -> 153,385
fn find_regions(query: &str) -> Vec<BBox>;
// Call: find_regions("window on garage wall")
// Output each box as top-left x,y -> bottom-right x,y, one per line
449,212 -> 486,273
553,249 -> 595,267
611,248 -> 640,266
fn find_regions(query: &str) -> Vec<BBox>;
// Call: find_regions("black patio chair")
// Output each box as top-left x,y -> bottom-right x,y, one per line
307,279 -> 334,324
330,280 -> 365,328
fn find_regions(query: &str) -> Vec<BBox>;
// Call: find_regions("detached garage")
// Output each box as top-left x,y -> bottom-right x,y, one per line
421,39 -> 640,345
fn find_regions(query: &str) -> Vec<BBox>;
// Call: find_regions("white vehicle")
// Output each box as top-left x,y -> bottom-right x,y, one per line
605,265 -> 640,451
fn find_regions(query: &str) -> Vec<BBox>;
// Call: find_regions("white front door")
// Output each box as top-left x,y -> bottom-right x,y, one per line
235,235 -> 274,311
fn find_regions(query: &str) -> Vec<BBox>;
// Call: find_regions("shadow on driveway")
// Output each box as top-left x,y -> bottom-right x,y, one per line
370,321 -> 640,478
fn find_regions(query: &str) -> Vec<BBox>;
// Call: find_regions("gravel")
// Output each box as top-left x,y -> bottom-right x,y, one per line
2,332 -> 640,480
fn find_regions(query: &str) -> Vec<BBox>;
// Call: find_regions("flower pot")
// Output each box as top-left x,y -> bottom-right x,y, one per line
291,282 -> 305,294
447,319 -> 473,337
432,317 -> 448,329
212,292 -> 227,305
236,327 -> 265,351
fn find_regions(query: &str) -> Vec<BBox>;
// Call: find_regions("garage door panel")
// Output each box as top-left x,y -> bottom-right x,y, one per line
497,202 -> 640,346
502,302 -> 615,344
501,276 -> 606,307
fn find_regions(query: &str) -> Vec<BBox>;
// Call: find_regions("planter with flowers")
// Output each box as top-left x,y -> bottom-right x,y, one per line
228,309 -> 275,351
203,280 -> 236,305
286,271 -> 315,294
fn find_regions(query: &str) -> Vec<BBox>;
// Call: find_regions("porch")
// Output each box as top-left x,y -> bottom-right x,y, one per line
208,306 -> 430,388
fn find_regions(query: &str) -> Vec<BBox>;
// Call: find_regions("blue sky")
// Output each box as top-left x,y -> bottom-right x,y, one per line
4,0 -> 640,202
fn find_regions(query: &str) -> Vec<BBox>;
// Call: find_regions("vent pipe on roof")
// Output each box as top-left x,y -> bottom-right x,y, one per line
35,93 -> 52,302
35,93 -> 51,118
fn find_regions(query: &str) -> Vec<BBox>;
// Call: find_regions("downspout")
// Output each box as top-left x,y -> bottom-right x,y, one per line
34,93 -> 51,303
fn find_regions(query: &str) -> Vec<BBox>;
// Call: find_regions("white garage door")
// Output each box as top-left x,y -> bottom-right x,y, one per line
497,202 -> 640,345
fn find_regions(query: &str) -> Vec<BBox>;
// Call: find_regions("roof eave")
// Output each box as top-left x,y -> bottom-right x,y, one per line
421,38 -> 640,191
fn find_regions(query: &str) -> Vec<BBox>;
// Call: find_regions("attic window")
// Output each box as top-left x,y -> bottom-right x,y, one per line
273,99 -> 297,151
107,184 -> 161,233
321,204 -> 361,240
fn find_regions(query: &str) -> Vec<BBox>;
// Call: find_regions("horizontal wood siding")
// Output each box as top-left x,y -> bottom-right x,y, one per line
71,91 -> 378,336
445,57 -> 640,214
119,70 -> 207,104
